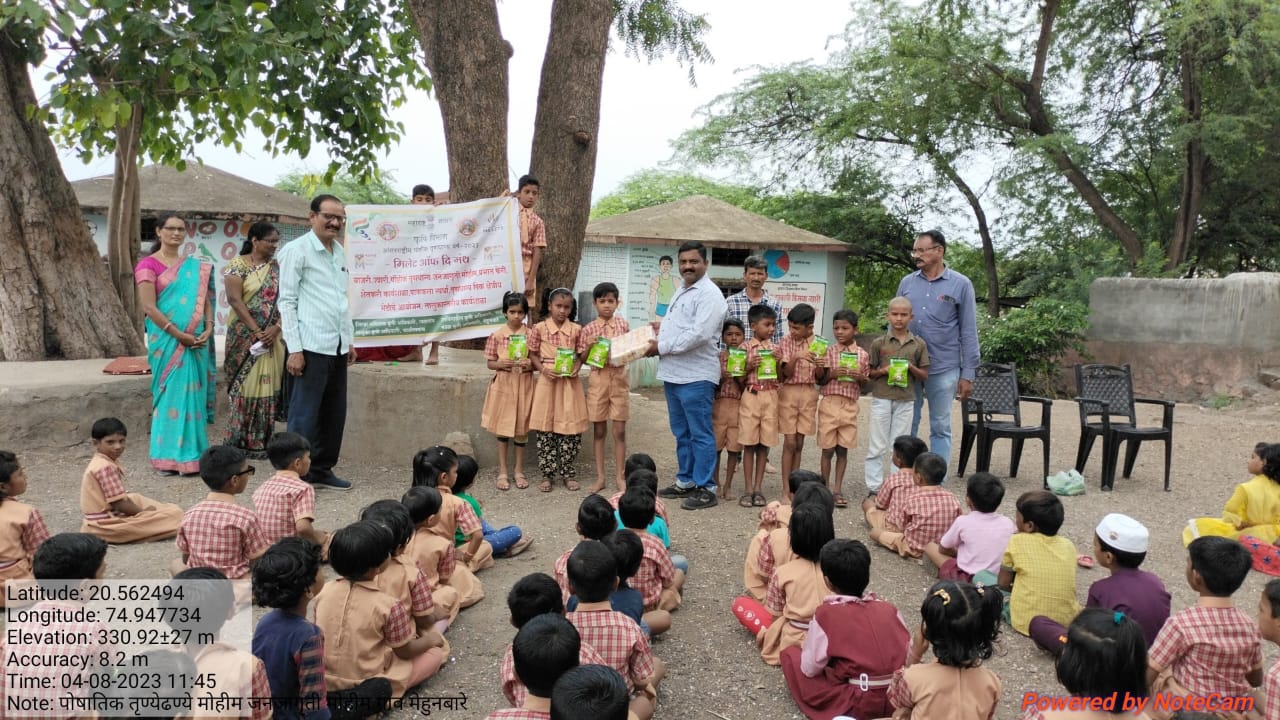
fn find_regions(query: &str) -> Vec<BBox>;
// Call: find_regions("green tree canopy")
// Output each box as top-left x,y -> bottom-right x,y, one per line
275,170 -> 408,206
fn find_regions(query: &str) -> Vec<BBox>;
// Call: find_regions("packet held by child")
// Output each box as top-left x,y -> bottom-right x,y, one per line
726,347 -> 747,377
757,349 -> 778,381
508,334 -> 528,361
887,357 -> 910,388
553,347 -> 576,376
585,338 -> 611,369
808,336 -> 830,355
837,351 -> 860,381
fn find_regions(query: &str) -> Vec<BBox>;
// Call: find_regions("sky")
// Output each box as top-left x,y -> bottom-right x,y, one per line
51,0 -> 858,202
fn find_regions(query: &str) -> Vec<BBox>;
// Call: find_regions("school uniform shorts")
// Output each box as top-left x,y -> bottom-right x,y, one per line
586,366 -> 630,423
738,388 -> 779,448
777,384 -> 818,436
713,397 -> 743,453
818,394 -> 859,450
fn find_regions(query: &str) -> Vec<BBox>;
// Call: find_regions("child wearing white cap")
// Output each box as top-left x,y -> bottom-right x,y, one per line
1028,513 -> 1171,655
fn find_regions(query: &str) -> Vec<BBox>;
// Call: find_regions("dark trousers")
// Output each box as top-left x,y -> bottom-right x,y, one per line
287,349 -> 347,482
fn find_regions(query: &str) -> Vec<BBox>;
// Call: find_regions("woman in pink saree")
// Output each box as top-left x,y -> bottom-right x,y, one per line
134,213 -> 216,475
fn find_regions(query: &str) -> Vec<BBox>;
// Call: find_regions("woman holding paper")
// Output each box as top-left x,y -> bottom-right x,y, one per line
222,221 -> 286,458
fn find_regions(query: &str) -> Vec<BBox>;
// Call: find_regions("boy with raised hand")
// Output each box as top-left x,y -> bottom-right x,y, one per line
864,297 -> 930,494
1147,536 -> 1262,720
578,282 -> 631,494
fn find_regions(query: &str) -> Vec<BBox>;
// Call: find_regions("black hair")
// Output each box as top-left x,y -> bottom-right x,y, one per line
1188,536 -> 1252,597
792,481 -> 835,516
820,539 -> 871,597
198,445 -> 247,492
1096,534 -> 1147,570
789,504 -> 835,563
577,495 -> 618,540
1259,443 -> 1280,484
603,529 -> 644,584
918,228 -> 947,251
33,532 -> 107,583
788,469 -> 822,495
618,487 -> 656,530
541,286 -> 578,323
892,435 -> 928,469
592,282 -> 619,301
503,291 -> 530,316
514,614 -> 582,699
92,417 -> 128,440
412,446 -> 458,488
832,309 -> 860,328
1265,579 -> 1280,619
567,541 -> 617,604
453,455 -> 479,495
328,521 -> 394,581
787,303 -> 816,326
411,184 -> 435,199
658,255 -> 673,265
624,453 -> 656,477
1056,608 -> 1148,707
239,221 -> 277,256
743,255 -> 768,272
267,432 -> 311,471
401,486 -> 443,525
1016,490 -> 1065,536
310,194 -> 342,212
550,665 -> 630,720
625,469 -> 659,494
722,318 -> 746,338
163,567 -> 233,642
252,537 -> 323,609
518,175 -> 539,191
919,580 -> 1003,668
678,240 -> 707,261
0,450 -> 19,503
507,572 -> 566,628
359,500 -> 414,550
965,472 -> 1005,513
913,452 -> 947,486
149,212 -> 184,253
748,304 -> 778,324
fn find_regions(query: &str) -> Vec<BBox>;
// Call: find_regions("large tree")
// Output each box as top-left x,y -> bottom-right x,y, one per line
410,0 -> 711,296
11,0 -> 426,343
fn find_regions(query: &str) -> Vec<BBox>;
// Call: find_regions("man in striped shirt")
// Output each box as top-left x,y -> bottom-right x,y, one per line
278,194 -> 355,491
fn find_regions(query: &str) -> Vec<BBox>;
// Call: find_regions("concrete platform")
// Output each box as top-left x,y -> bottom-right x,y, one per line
0,346 -> 599,468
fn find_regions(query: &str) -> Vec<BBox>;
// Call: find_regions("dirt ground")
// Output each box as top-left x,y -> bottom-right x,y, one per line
12,387 -> 1280,720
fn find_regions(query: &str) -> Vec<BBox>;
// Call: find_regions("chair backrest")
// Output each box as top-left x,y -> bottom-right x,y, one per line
1074,363 -> 1136,424
971,362 -> 1021,423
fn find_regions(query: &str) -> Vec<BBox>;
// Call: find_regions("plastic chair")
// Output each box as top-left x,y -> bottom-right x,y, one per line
1073,363 -> 1174,491
957,362 -> 1053,488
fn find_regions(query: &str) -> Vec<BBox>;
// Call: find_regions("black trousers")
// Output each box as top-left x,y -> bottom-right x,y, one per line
286,349 -> 347,482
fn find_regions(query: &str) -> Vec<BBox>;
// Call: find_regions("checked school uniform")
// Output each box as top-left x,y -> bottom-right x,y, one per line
887,662 -> 1001,720
757,558 -> 826,666
481,326 -> 535,442
81,452 -> 182,544
485,706 -> 550,720
744,503 -> 794,602
1263,659 -> 1280,720
566,607 -> 657,694
608,491 -> 668,523
878,485 -> 961,558
252,470 -> 317,546
177,492 -> 270,580
739,338 -> 780,447
818,343 -> 870,450
0,499 -> 49,595
432,487 -> 493,572
500,639 -> 609,708
314,579 -> 440,696
778,336 -> 820,436
633,530 -> 679,612
578,315 -> 631,423
714,353 -> 744,453
375,555 -> 438,625
1147,599 -> 1263,719
865,469 -> 917,532
528,318 -> 589,478
406,525 -> 474,613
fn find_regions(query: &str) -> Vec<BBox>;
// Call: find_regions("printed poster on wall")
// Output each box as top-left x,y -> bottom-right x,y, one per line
765,281 -> 827,331
346,197 -> 523,346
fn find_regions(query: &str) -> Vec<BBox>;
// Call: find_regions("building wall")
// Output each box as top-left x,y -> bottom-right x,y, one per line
1086,273 -> 1280,400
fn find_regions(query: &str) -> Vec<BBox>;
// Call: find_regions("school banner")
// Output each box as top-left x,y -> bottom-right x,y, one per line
346,197 -> 523,346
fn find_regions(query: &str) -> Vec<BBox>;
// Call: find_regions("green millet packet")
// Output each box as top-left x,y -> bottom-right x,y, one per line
585,337 -> 611,369
553,347 -> 576,376
757,349 -> 778,381
837,351 -> 860,381
507,334 -> 527,361
887,357 -> 910,388
726,347 -> 747,377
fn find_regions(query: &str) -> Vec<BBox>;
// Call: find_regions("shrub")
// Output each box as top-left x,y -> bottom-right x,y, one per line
979,299 -> 1089,395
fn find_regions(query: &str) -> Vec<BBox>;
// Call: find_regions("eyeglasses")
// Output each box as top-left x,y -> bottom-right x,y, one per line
910,245 -> 941,256
317,213 -> 347,224
236,466 -> 257,478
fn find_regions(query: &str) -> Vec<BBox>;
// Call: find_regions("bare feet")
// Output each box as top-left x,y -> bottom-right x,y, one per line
496,474 -> 511,491
765,461 -> 779,475
586,480 -> 606,494
718,488 -> 736,502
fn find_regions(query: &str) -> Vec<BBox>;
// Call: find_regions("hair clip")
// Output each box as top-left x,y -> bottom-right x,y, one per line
1113,611 -> 1125,625
974,584 -> 985,596
932,588 -> 951,605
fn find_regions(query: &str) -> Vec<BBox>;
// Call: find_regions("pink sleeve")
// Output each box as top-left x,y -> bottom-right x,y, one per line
455,500 -> 482,535
940,515 -> 963,550
799,611 -> 830,677
765,572 -> 785,615
887,666 -> 912,712
409,570 -> 434,616
526,325 -> 542,354
133,257 -> 161,285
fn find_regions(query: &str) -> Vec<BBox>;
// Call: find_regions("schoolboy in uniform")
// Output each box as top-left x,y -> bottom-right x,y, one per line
864,297 -> 930,493
486,615 -> 583,719
553,495 -> 618,602
81,417 -> 183,544
618,487 -> 683,613
815,309 -> 869,507
578,282 -> 631,494
499,573 -> 608,709
740,304 -> 781,507
863,435 -> 929,526
778,304 -> 821,496
254,432 -> 330,548
869,452 -> 960,561
714,319 -> 747,501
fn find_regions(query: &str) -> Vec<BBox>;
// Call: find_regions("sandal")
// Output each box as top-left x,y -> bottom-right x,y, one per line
1077,554 -> 1096,569
563,478 -> 581,491
501,537 -> 534,558
752,493 -> 767,507
738,493 -> 754,508
514,473 -> 530,490
538,479 -> 553,493
833,492 -> 849,509
496,474 -> 511,492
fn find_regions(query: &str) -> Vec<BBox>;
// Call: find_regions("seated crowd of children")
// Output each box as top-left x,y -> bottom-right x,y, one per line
3,404 -> 1280,719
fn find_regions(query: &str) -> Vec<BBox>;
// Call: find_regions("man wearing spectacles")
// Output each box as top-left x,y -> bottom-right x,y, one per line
895,229 -> 980,479
276,194 -> 356,491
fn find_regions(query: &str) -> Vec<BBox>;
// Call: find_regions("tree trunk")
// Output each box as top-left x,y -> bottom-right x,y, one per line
0,32 -> 143,360
527,0 -> 614,297
108,106 -> 143,331
930,151 -> 1000,316
408,0 -> 511,203
1168,46 -> 1206,272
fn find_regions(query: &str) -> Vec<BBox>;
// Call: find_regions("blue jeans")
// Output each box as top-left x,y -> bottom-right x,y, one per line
287,349 -> 347,483
663,381 -> 717,492
671,554 -> 689,574
911,367 -> 960,475
481,519 -> 522,555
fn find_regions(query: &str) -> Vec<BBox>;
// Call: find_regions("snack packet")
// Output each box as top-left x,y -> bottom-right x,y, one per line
757,349 -> 778,381
837,351 -> 860,381
887,357 -> 910,388
585,337 -> 611,369
725,347 -> 747,377
508,334 -> 527,361
553,347 -> 576,376
808,336 -> 830,355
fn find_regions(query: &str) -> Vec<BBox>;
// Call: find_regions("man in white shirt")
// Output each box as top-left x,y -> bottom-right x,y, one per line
648,241 -> 728,511
277,194 -> 356,490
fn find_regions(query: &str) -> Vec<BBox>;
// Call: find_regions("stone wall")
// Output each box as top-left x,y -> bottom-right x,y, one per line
1086,273 -> 1280,401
